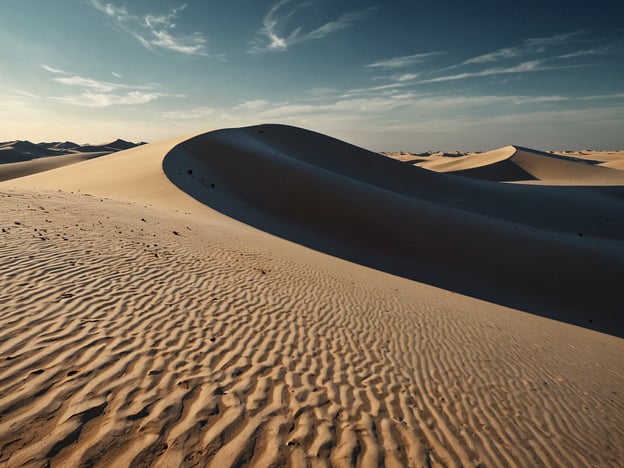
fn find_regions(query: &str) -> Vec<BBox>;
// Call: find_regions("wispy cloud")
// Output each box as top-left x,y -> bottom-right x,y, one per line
162,107 -> 215,120
12,89 -> 40,99
420,60 -> 583,83
555,45 -> 619,60
251,0 -> 376,53
578,92 -> 624,100
396,73 -> 419,82
112,72 -> 123,78
42,64 -> 177,107
462,31 -> 583,65
221,93 -> 573,126
235,100 -> 270,110
365,52 -> 443,69
41,64 -> 68,74
52,91 -> 162,107
53,75 -> 123,92
89,0 -> 208,56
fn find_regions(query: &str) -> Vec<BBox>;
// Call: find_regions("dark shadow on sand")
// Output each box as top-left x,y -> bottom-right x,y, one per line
163,125 -> 624,338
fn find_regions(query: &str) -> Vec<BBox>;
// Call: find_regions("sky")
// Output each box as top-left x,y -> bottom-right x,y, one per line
1,0 -> 623,150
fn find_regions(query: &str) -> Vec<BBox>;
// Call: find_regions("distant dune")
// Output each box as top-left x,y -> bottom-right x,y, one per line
0,139 -> 145,179
385,146 -> 624,184
1,125 -> 623,466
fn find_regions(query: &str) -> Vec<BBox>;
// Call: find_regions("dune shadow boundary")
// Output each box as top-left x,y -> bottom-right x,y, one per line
163,124 -> 624,338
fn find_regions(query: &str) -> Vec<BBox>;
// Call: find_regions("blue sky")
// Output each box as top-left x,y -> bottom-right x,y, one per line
1,0 -> 623,150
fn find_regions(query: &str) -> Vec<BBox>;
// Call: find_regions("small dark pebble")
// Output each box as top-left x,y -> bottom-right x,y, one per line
173,231 -> 180,236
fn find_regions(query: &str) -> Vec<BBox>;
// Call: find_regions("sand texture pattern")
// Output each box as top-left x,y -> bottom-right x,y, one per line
1,125 -> 623,467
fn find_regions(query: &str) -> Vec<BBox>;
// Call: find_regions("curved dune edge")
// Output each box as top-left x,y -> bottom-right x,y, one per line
162,124 -> 624,336
1,132 -> 216,215
416,145 -> 624,184
0,151 -> 111,182
1,188 -> 623,467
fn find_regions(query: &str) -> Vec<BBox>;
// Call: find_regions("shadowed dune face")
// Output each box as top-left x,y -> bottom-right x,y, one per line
163,124 -> 624,336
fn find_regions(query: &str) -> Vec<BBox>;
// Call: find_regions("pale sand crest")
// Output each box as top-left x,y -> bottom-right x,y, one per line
392,146 -> 624,184
1,124 -> 623,466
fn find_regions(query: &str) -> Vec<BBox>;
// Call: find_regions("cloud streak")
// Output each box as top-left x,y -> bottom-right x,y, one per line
365,52 -> 443,69
251,1 -> 376,53
52,91 -> 162,107
462,31 -> 584,65
89,0 -> 208,56
420,60 -> 583,83
41,64 -> 68,74
42,64 -> 177,107
162,107 -> 215,120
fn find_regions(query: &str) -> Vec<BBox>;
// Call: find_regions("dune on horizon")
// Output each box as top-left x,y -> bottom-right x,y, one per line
1,124 -> 623,467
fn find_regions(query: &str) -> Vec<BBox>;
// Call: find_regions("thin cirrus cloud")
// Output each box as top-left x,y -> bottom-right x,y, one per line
419,60 -> 585,84
41,64 -> 176,108
250,0 -> 377,53
365,52 -> 443,69
461,31 -> 584,65
41,64 -> 68,75
162,107 -> 215,120
12,89 -> 41,99
224,93 -> 573,125
89,0 -> 208,56
52,91 -> 162,107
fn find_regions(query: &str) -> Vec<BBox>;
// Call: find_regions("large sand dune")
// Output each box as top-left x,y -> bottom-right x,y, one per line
1,125 -> 623,466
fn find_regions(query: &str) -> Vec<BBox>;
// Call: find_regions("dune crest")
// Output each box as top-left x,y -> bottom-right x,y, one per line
411,144 -> 624,184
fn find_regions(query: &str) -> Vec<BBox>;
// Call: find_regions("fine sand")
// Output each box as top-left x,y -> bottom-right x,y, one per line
1,125 -> 623,467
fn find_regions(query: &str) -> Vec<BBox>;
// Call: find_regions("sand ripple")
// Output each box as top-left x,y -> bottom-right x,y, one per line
1,189 -> 623,467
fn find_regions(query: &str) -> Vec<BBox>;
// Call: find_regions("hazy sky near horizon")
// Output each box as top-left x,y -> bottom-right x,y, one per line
1,0 -> 623,150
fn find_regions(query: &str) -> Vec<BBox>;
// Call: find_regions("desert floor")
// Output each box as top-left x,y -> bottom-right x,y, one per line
1,125 -> 623,467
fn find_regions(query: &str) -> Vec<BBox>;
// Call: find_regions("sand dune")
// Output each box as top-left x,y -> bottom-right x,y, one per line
1,124 -> 623,466
409,145 -> 624,184
162,126 -> 624,334
0,139 -> 144,164
0,151 -> 111,182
